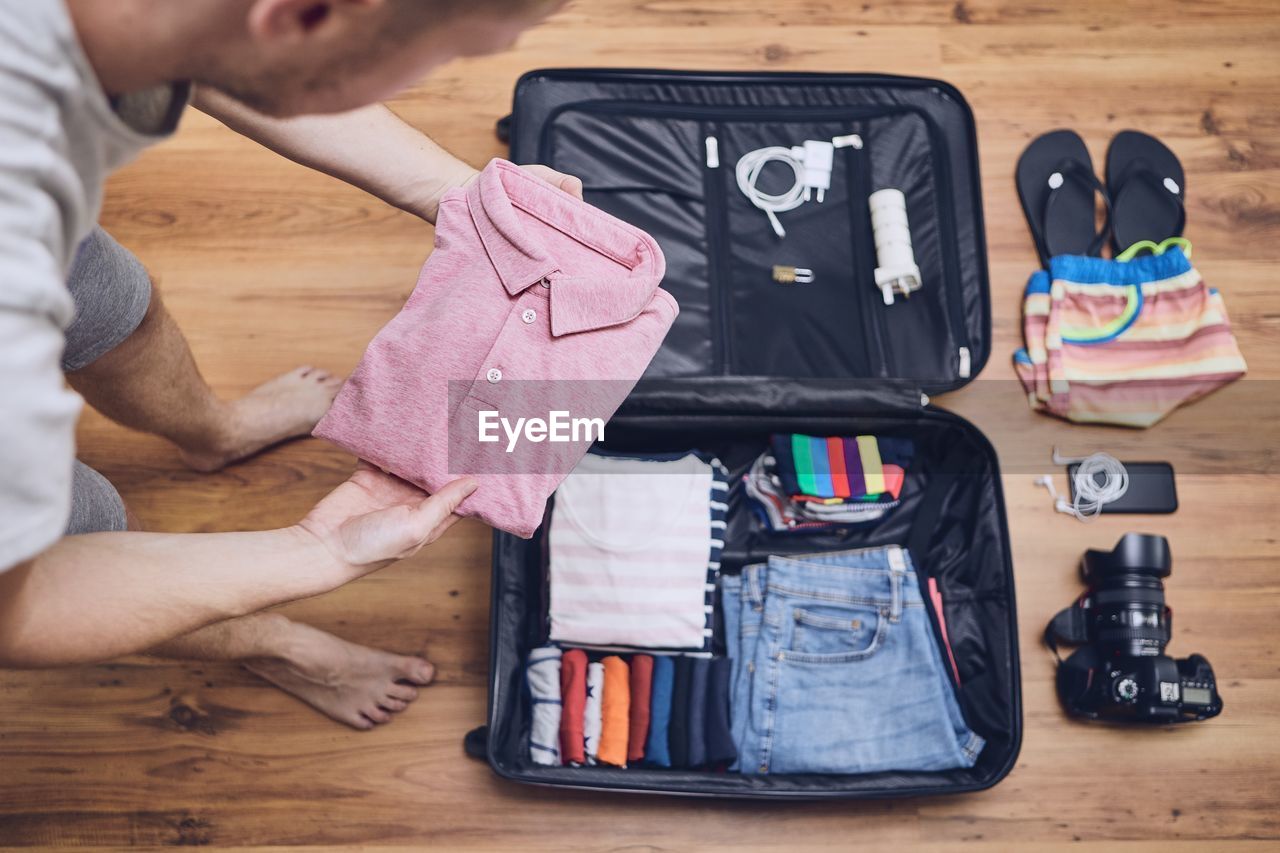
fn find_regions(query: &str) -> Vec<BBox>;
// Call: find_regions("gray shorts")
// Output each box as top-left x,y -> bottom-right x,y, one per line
64,227 -> 152,535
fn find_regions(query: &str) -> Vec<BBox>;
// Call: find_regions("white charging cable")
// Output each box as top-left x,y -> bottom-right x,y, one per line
1035,447 -> 1129,521
735,138 -> 846,238
735,147 -> 806,238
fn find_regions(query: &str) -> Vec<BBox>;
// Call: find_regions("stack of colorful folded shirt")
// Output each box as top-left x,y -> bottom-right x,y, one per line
746,434 -> 914,531
546,451 -> 725,654
528,647 -> 735,770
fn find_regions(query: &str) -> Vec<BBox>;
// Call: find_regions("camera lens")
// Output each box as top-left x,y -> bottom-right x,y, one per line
1089,570 -> 1168,658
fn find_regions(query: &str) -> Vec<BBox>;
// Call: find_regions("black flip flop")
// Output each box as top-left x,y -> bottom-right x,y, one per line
1017,130 -> 1112,267
1106,130 -> 1186,254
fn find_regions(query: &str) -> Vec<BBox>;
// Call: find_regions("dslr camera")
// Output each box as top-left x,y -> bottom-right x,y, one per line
1045,533 -> 1222,723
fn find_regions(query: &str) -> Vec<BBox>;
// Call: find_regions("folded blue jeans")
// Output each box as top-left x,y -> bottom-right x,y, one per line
721,545 -> 984,775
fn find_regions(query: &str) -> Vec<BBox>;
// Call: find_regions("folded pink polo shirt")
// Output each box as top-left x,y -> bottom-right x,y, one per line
314,159 -> 676,538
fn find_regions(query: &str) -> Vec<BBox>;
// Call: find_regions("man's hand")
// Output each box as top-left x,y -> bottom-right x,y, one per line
296,463 -> 477,578
517,164 -> 584,200
456,163 -> 584,203
0,466 -> 478,667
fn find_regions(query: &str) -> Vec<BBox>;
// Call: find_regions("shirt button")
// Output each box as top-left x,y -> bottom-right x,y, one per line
521,308 -> 537,324
486,368 -> 502,383
539,277 -> 551,288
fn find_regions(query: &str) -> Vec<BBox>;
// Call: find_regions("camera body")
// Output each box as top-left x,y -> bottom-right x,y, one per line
1046,533 -> 1222,723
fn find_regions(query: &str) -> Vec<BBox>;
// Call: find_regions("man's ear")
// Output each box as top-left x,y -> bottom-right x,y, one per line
246,0 -> 385,43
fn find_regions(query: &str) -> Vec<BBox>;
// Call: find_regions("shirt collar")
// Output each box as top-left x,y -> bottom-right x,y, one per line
466,159 -> 667,337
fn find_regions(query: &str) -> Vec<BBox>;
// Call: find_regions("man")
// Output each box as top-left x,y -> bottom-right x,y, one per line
0,0 -> 580,730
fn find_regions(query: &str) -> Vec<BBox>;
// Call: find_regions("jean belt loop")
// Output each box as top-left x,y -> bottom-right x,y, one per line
746,564 -> 764,609
888,546 -> 906,622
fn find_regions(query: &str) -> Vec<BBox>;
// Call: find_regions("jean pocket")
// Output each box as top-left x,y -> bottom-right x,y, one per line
781,604 -> 886,664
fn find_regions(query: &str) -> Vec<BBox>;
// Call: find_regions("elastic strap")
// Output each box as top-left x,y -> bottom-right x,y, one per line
1043,598 -> 1091,662
905,443 -> 969,575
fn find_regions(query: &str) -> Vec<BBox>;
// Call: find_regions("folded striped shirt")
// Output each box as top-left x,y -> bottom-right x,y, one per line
770,434 -> 912,504
548,451 -> 724,651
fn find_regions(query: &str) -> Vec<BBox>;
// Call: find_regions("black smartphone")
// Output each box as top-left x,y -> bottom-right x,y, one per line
1067,461 -> 1178,514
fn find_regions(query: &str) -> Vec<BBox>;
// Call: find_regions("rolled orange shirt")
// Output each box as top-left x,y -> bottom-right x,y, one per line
597,655 -> 631,767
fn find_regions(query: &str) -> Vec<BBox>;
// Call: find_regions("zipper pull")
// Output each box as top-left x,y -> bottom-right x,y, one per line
833,133 -> 863,150
705,135 -> 720,168
958,346 -> 972,379
881,281 -> 895,305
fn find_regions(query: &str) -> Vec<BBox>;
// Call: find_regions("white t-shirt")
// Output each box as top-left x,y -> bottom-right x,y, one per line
0,0 -> 188,570
548,453 -> 716,649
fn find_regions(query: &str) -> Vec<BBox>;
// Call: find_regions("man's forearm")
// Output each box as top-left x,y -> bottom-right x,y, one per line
0,526 -> 345,668
193,87 -> 475,223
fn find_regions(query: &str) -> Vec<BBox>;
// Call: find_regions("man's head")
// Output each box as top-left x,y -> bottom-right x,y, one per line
190,0 -> 563,116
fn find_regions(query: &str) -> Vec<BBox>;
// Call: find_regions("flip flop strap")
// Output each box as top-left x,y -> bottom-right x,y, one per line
1114,158 -> 1187,236
1041,157 -> 1113,258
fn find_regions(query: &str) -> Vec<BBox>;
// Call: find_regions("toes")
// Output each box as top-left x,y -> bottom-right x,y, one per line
363,706 -> 392,725
387,683 -> 419,702
397,658 -> 435,686
379,698 -> 409,713
345,711 -> 375,731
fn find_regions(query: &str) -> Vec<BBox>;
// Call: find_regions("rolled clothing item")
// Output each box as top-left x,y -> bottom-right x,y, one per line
668,657 -> 694,768
627,655 -> 655,764
559,648 -> 588,766
584,661 -> 604,765
645,655 -> 675,767
704,656 -> 737,769
597,656 -> 631,767
685,657 -> 711,769
526,646 -> 563,766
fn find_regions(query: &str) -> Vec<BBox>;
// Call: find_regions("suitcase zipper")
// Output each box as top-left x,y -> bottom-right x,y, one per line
843,132 -> 889,377
703,124 -> 732,374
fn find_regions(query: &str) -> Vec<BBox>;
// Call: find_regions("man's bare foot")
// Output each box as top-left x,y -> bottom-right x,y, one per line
243,622 -> 434,730
180,366 -> 342,472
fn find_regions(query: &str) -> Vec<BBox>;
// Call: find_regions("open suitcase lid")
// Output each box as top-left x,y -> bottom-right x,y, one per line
502,68 -> 992,409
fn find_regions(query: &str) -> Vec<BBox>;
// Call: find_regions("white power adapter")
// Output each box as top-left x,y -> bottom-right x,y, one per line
735,137 -> 844,238
797,140 -> 834,203
869,188 -> 923,305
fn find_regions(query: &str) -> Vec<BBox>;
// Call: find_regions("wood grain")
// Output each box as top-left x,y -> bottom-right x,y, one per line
3,0 -> 1280,848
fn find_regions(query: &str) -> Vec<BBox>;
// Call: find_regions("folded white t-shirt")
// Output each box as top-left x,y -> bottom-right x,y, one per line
549,453 -> 714,649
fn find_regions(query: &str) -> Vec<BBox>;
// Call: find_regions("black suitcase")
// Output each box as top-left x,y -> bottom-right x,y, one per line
466,69 -> 1021,799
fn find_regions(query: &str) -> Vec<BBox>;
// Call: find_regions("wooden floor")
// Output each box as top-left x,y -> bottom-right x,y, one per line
3,1 -> 1280,848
